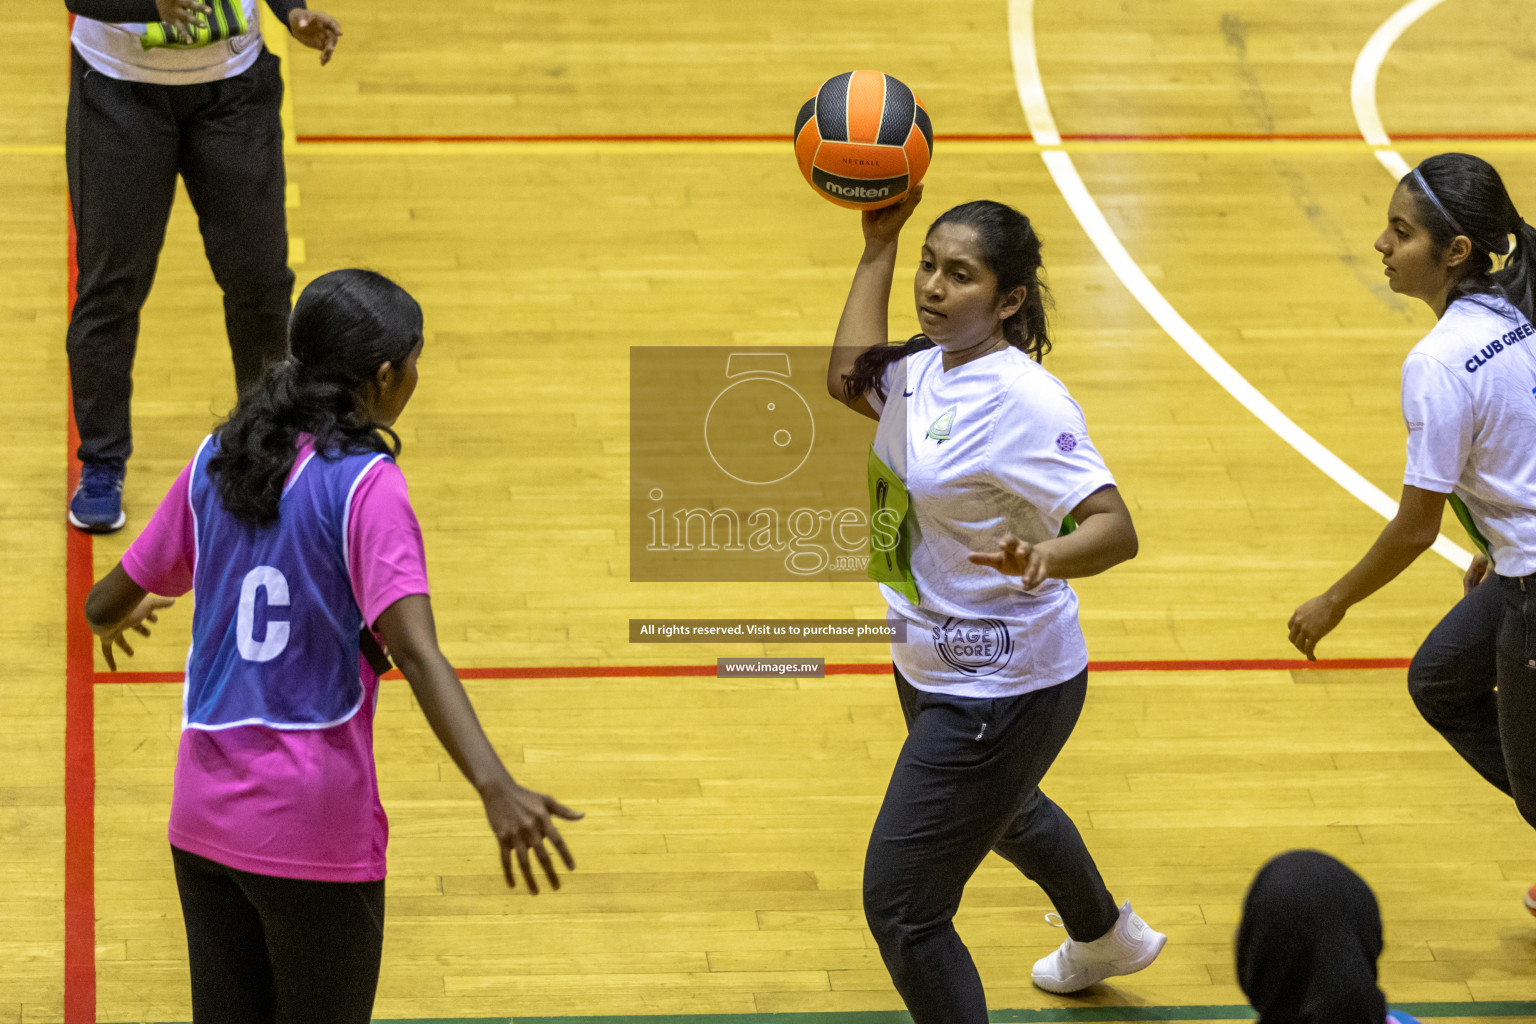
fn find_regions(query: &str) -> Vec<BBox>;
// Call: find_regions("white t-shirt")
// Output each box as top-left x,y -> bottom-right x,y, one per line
1401,294 -> 1536,577
868,345 -> 1117,697
72,1 -> 264,85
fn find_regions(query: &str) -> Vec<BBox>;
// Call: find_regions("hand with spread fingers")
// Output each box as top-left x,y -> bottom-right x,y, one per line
969,533 -> 1054,589
288,8 -> 342,65
481,776 -> 583,894
92,594 -> 176,671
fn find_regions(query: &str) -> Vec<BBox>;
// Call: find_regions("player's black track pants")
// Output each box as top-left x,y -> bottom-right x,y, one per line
66,44 -> 293,467
1410,572 -> 1536,830
863,665 -> 1120,1024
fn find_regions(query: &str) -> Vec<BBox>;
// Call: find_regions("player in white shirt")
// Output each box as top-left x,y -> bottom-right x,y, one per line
826,184 -> 1164,1021
1289,154 -> 1536,911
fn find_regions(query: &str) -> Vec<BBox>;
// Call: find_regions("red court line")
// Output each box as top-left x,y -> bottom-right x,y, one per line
63,209 -> 96,1020
61,17 -> 96,1018
1058,131 -> 1536,142
292,130 -> 1536,144
61,18 -> 97,1019
94,656 -> 1411,684
297,132 -> 793,143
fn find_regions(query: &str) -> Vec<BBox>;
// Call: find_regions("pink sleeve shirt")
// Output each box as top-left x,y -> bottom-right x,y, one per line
122,441 -> 430,881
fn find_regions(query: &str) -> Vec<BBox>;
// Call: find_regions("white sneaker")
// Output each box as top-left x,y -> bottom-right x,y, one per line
1031,900 -> 1166,994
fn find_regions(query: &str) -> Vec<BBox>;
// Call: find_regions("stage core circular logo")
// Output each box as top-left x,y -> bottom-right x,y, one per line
931,617 -> 1012,677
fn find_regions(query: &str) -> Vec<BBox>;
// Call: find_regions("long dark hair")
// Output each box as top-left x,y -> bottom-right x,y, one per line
208,269 -> 424,526
1401,152 -> 1536,324
842,200 -> 1053,405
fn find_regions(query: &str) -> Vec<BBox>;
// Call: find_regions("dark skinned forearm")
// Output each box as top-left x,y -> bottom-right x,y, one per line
1036,509 -> 1139,579
377,595 -> 514,795
394,646 -> 514,793
828,241 -> 898,405
1323,512 -> 1438,610
85,563 -> 149,633
1036,484 -> 1140,580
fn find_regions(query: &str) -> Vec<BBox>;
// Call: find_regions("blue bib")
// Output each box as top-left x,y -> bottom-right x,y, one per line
184,435 -> 388,730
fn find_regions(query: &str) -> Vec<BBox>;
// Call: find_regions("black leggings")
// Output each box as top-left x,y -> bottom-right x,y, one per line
171,846 -> 384,1024
1409,573 -> 1536,830
862,667 -> 1119,1024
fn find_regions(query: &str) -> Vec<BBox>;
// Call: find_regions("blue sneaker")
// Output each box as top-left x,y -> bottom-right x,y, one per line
68,461 -> 126,533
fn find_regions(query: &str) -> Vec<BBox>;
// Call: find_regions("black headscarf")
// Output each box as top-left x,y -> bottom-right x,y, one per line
1236,850 -> 1388,1024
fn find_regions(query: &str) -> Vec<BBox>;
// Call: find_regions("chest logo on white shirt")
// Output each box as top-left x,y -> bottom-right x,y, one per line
932,617 -> 1013,677
925,407 -> 956,444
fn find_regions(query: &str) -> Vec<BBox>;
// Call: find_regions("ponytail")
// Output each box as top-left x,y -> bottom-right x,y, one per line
208,269 -> 422,526
840,199 -> 1053,404
1009,270 -> 1051,359
1499,218 -> 1536,327
843,334 -> 936,405
1402,153 -> 1536,324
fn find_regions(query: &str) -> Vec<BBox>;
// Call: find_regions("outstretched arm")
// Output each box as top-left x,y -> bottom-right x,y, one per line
376,594 -> 582,892
1287,484 -> 1448,659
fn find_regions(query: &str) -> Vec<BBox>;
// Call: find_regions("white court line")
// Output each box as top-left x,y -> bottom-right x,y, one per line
1004,0 -> 1470,569
1352,0 -> 1446,179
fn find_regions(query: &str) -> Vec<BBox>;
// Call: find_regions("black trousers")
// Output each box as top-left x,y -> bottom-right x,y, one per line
1409,573 -> 1536,830
66,46 -> 294,467
171,846 -> 384,1024
863,667 -> 1119,1024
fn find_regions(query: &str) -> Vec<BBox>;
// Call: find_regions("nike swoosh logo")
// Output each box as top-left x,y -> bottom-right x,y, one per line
903,389 -> 914,396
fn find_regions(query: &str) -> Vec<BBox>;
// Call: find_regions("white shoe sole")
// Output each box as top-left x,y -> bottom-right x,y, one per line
1032,930 -> 1168,994
68,509 -> 126,533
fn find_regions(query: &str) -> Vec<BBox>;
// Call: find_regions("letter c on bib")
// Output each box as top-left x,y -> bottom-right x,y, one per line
236,566 -> 290,663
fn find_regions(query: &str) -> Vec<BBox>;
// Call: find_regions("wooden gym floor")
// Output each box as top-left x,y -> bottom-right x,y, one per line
3,0 -> 1536,1020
